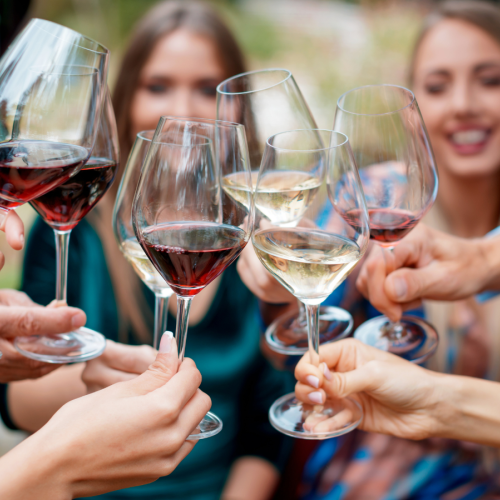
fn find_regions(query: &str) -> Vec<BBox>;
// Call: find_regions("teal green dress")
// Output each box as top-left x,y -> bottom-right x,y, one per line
21,217 -> 292,500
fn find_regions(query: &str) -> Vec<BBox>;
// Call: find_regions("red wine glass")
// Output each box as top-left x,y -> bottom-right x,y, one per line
14,91 -> 118,363
217,69 -> 353,355
0,19 -> 108,220
334,84 -> 439,363
132,116 -> 253,439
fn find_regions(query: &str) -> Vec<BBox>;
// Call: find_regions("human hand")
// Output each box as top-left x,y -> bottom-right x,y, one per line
0,332 -> 211,499
0,290 -> 87,382
294,338 -> 446,440
0,210 -> 25,269
82,340 -> 156,393
356,224 -> 495,321
237,242 -> 295,304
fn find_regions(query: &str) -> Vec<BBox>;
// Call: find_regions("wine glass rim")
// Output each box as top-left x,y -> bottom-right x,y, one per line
336,84 -> 416,116
136,130 -> 155,142
216,68 -> 292,95
157,115 -> 245,130
266,129 -> 349,152
32,18 -> 109,55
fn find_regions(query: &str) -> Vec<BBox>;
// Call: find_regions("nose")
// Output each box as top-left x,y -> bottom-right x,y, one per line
449,79 -> 478,117
168,87 -> 196,119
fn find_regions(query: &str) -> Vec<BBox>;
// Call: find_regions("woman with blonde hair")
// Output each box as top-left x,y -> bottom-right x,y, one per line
19,2 -> 291,499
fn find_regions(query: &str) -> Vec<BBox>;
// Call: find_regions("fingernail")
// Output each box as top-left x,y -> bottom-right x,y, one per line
306,375 -> 320,389
308,391 -> 324,404
392,277 -> 407,299
71,312 -> 86,329
159,331 -> 174,353
322,363 -> 333,381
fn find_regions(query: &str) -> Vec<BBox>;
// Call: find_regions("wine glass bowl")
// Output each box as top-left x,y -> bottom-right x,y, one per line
132,116 -> 253,439
334,84 -> 439,363
217,69 -> 354,354
252,129 -> 369,439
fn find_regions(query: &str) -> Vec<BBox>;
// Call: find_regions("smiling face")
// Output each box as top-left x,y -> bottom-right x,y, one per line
412,19 -> 500,178
129,29 -> 225,139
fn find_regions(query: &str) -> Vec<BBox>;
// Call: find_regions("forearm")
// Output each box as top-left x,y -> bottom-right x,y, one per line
222,456 -> 279,500
9,364 -> 86,432
433,372 -> 500,447
0,431 -> 72,500
477,235 -> 500,293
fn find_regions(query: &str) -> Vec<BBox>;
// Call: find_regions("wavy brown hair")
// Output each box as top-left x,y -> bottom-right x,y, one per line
90,0 -> 247,343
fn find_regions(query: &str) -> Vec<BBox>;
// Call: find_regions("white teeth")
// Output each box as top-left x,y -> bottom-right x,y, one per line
451,130 -> 487,145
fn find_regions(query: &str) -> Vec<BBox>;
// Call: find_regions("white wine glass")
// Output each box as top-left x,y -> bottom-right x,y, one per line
113,131 -> 173,349
334,84 -> 439,363
217,68 -> 353,355
252,129 -> 369,439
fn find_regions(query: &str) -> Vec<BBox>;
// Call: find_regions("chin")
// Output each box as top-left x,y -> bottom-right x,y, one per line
441,158 -> 500,178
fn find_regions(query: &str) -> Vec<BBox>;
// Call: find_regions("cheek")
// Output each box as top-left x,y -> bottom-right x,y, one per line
130,90 -> 172,134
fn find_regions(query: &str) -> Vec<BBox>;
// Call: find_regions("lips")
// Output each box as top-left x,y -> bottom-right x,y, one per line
448,128 -> 491,155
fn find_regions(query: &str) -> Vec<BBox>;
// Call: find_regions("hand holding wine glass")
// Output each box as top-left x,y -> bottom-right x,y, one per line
132,117 -> 253,439
334,84 -> 439,363
251,129 -> 370,439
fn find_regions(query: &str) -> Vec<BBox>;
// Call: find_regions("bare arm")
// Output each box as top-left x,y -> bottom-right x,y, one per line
222,457 -> 279,500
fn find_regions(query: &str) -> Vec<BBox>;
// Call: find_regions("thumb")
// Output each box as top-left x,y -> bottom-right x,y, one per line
130,331 -> 179,395
323,363 -> 380,399
385,267 -> 436,303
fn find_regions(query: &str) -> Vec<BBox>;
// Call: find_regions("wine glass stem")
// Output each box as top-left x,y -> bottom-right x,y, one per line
175,296 -> 193,362
305,302 -> 320,368
297,299 -> 307,324
54,229 -> 71,303
153,294 -> 168,350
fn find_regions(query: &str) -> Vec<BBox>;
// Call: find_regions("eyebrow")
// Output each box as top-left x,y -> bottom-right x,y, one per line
424,62 -> 500,78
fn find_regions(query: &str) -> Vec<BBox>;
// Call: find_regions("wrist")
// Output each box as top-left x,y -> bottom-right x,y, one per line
0,431 -> 73,499
476,235 -> 500,293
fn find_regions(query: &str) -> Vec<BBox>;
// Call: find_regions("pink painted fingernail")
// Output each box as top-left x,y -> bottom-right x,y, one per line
306,375 -> 320,389
308,391 -> 324,404
322,363 -> 333,381
159,331 -> 173,353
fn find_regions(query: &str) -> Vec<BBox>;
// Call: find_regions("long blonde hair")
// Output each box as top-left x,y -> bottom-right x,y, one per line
91,1 -> 247,343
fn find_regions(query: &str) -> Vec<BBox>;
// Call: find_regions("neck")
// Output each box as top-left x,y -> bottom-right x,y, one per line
436,169 -> 500,238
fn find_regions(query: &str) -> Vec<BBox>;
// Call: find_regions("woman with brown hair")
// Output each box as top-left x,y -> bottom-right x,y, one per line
19,2 -> 291,499
289,1 -> 500,499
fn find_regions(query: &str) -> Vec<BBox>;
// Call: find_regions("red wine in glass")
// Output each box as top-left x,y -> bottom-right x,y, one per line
0,141 -> 88,206
342,207 -> 419,246
140,221 -> 247,296
30,157 -> 116,230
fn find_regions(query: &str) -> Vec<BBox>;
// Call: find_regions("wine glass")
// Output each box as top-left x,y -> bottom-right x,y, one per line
334,84 -> 439,363
113,130 -> 173,349
252,129 -> 369,439
14,90 -> 118,363
0,19 -> 108,219
217,68 -> 353,355
132,116 -> 253,439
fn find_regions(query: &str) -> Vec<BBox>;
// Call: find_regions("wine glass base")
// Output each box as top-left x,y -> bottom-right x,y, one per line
354,315 -> 438,364
14,327 -> 106,363
187,411 -> 222,440
265,306 -> 353,355
269,392 -> 363,439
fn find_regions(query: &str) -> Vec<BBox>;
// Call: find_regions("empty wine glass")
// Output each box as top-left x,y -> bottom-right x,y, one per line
0,19 -> 108,220
334,84 -> 439,363
217,69 -> 353,355
113,130 -> 173,349
132,116 -> 253,439
252,129 -> 369,439
15,90 -> 118,363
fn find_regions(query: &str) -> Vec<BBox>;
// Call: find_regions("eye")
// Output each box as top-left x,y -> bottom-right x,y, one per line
481,76 -> 500,87
146,84 -> 169,94
199,86 -> 217,97
424,83 -> 446,94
